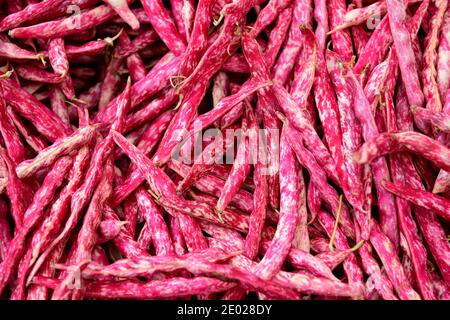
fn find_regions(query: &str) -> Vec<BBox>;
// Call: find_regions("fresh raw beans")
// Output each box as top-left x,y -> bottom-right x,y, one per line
0,0 -> 448,301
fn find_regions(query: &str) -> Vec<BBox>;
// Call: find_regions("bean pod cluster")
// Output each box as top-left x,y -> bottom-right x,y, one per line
0,0 -> 448,300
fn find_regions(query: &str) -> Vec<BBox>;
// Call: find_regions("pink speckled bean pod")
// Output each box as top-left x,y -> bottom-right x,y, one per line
0,0 -> 99,31
388,166 -> 437,300
369,222 -> 421,300
330,0 -> 420,33
250,0 -> 292,36
136,187 -> 175,256
113,134 -> 239,230
351,24 -> 369,58
85,277 -> 236,299
290,27 -> 316,121
313,47 -> 350,202
326,50 -> 367,235
315,249 -> 352,270
261,105 -> 281,211
433,95 -> 450,193
292,162 -> 309,252
212,72 -> 229,107
28,147 -> 90,271
215,113 -> 251,214
317,210 -> 365,297
306,180 -> 321,224
412,106 -> 450,133
15,124 -> 98,179
153,79 -> 269,167
253,126 -> 299,280
414,206 -> 450,284
0,151 -> 34,229
31,277 -> 232,299
384,182 -> 450,222
0,198 -> 12,262
430,272 -> 450,299
354,131 -> 450,173
220,244 -> 355,297
66,39 -> 113,60
14,64 -> 63,84
0,156 -> 73,296
0,39 -> 45,61
264,7 -> 292,69
96,54 -> 181,124
103,0 -> 139,30
243,123 -> 269,259
109,113 -> 177,206
148,84 -> 206,167
162,188 -> 250,233
313,0 -> 328,53
355,237 -> 397,300
118,32 -> 146,83
178,0 -> 265,94
438,8 -> 450,103
124,89 -> 177,132
328,0 -> 353,62
122,195 -> 138,238
127,63 -> 148,88
272,0 -> 312,86
260,242 -> 337,281
347,72 -> 398,248
31,82 -> 131,287
176,126 -> 236,194
49,86 -> 70,126
52,159 -> 114,300
422,0 -> 448,113
364,53 -> 390,109
1,78 -> 72,141
167,161 -> 261,216
386,0 -> 424,109
6,107 -> 48,153
79,248 -> 234,279
169,215 -> 187,256
140,0 -> 186,55
394,108 -> 450,284
9,3 -> 118,39
48,38 -> 69,77
353,16 -> 391,80
271,83 -> 339,184
385,95 -> 435,299
137,223 -> 152,250
179,0 -> 214,76
169,0 -> 194,41
102,207 -> 151,259
98,35 -> 127,110
0,88 -> 26,165
286,124 -> 355,240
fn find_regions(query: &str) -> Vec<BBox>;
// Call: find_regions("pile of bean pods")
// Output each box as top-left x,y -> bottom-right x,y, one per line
0,0 -> 449,300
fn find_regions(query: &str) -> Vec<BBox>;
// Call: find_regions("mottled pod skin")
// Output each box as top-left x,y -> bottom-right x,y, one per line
273,0 -> 313,86
0,156 -> 73,296
0,0 -> 449,301
347,71 -> 398,249
254,127 -> 299,280
140,0 -> 186,55
15,124 -> 98,179
437,8 -> 450,103
422,0 -> 447,113
355,131 -> 450,173
386,0 -> 424,109
136,187 -> 175,256
1,78 -> 72,141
